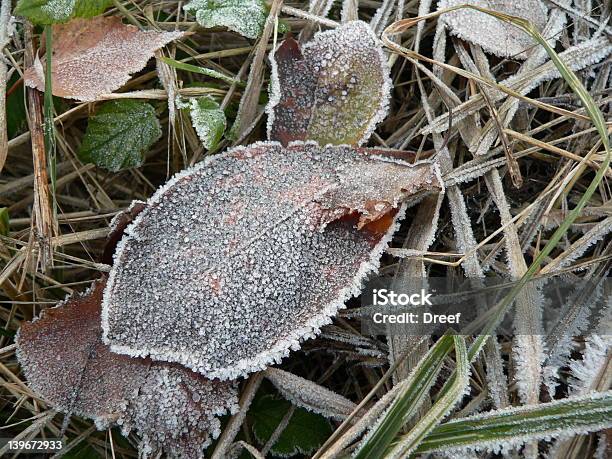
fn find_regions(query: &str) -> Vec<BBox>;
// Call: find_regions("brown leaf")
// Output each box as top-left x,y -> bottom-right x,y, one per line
267,21 -> 391,146
24,17 -> 184,102
16,278 -> 238,458
102,141 -> 442,380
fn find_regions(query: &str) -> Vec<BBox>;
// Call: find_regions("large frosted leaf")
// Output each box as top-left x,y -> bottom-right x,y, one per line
267,21 -> 391,146
437,0 -> 548,59
24,16 -> 184,101
16,278 -> 238,458
102,141 -> 442,380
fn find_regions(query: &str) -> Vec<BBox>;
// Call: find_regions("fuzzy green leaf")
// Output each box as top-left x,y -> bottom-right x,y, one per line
184,0 -> 283,39
179,96 -> 226,150
79,100 -> 161,172
15,0 -> 112,25
250,394 -> 332,457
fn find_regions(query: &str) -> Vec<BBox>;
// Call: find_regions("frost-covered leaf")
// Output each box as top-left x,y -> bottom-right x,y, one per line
23,16 -> 184,101
178,96 -> 226,150
250,394 -> 332,456
15,0 -> 112,24
102,141 -> 442,380
79,100 -> 162,172
16,278 -> 238,458
184,0 -> 271,39
264,367 -> 357,420
437,0 -> 548,59
267,21 -> 391,146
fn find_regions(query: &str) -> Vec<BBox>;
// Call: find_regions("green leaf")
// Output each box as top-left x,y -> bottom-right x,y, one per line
79,100 -> 161,172
250,394 -> 332,457
15,0 -> 112,25
416,391 -> 612,455
184,0 -> 286,39
0,208 -> 9,237
178,96 -> 226,150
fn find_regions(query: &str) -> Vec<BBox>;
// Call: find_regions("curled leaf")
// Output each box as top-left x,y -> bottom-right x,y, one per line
24,16 -> 184,101
267,21 -> 391,146
16,278 -> 238,458
437,0 -> 548,59
102,141 -> 442,380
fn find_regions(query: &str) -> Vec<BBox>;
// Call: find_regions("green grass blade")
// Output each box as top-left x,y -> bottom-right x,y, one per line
416,391 -> 612,454
387,335 -> 469,458
158,56 -> 244,86
43,25 -> 56,216
353,334 -> 456,458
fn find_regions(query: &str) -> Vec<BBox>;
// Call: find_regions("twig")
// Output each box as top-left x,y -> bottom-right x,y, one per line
24,23 -> 56,271
0,0 -> 11,173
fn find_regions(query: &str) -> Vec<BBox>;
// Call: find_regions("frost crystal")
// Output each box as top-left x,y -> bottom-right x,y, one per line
267,21 -> 391,146
437,0 -> 548,59
102,141 -> 442,380
16,279 -> 238,458
24,16 -> 184,101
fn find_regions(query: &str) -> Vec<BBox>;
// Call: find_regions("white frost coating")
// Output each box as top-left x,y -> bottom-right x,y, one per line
266,21 -> 391,146
569,335 -> 611,394
265,367 -> 357,420
184,0 -> 268,39
102,141 -> 442,380
437,0 -> 548,59
16,279 -> 238,458
23,17 -> 184,102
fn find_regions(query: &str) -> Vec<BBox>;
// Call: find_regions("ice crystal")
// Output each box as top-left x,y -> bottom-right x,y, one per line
16,279 -> 238,458
102,141 -> 442,380
569,335 -> 611,394
184,0 -> 269,39
23,16 -> 184,101
437,0 -> 548,59
267,21 -> 391,146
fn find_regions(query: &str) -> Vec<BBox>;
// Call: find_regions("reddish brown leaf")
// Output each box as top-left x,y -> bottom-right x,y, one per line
24,17 -> 184,101
267,21 -> 391,146
17,278 -> 238,458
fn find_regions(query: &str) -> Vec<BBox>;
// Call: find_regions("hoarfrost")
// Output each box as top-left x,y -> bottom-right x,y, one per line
41,0 -> 74,22
16,278 -> 238,458
569,335 -> 611,394
437,0 -> 548,59
267,21 -> 391,146
184,0 -> 269,39
23,17 -> 184,102
102,141 -> 442,380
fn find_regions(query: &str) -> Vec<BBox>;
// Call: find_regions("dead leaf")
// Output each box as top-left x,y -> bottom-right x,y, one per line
267,21 -> 391,146
102,141 -> 442,380
24,16 -> 184,101
437,0 -> 548,59
16,278 -> 238,458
